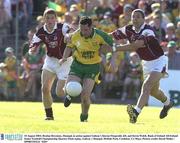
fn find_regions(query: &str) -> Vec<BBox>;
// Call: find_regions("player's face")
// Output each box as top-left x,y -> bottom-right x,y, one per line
45,14 -> 57,30
131,11 -> 145,29
131,54 -> 139,63
6,52 -> 13,57
80,24 -> 93,38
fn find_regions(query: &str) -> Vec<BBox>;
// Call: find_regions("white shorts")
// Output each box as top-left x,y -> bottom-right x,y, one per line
142,55 -> 168,79
42,56 -> 73,80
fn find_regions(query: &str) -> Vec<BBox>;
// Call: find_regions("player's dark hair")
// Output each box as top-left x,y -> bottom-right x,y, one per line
132,9 -> 145,19
79,16 -> 92,27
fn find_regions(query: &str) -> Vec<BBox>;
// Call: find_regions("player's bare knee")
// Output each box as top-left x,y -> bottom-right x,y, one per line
56,90 -> 64,97
144,78 -> 154,88
42,85 -> 51,95
142,81 -> 152,95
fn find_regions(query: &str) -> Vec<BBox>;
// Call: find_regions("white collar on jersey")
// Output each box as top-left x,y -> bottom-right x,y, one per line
132,23 -> 146,33
43,22 -> 57,34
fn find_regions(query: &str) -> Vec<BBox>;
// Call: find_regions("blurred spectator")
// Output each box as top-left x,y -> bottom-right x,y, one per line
94,0 -> 112,21
173,1 -> 180,24
101,52 -> 118,97
175,21 -> 180,49
1,0 -> 11,21
80,0 -> 96,17
121,52 -> 142,101
161,0 -> 173,22
4,47 -> 18,100
4,0 -> 12,20
19,28 -> 45,99
137,0 -> 151,16
160,41 -> 168,53
69,4 -> 80,21
21,28 -> 36,57
99,12 -> 116,33
25,0 -> 33,28
137,0 -> 146,11
167,41 -> 180,70
151,15 -> 166,41
66,0 -> 80,9
63,11 -> 79,32
10,0 -> 28,39
151,8 -> 170,30
63,12 -> 73,25
35,15 -> 44,30
130,0 -> 139,9
52,0 -> 67,16
71,17 -> 80,31
119,4 -> 134,28
66,4 -> 80,31
21,47 -> 45,100
0,0 -> 11,45
87,0 -> 100,8
102,52 -> 115,83
110,0 -> 123,26
165,23 -> 177,42
91,15 -> 100,28
113,51 -> 125,75
151,2 -> 160,12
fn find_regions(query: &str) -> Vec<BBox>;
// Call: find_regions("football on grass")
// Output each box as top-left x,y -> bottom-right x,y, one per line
65,81 -> 82,97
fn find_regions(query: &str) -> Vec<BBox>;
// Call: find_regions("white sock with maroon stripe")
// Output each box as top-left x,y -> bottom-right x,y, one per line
134,106 -> 141,114
163,96 -> 170,106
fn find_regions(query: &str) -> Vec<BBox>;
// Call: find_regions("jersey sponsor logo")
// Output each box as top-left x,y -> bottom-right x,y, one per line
45,35 -> 58,48
49,41 -> 58,48
81,51 -> 95,59
45,34 -> 58,43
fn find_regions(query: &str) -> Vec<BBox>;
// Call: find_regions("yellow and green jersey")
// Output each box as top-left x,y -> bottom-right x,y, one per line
4,56 -> 16,70
67,28 -> 113,64
4,56 -> 17,81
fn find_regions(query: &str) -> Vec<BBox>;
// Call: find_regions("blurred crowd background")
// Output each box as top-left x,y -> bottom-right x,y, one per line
0,0 -> 179,104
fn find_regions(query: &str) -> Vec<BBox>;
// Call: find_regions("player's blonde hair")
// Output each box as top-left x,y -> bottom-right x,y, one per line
132,9 -> 145,19
43,8 -> 57,19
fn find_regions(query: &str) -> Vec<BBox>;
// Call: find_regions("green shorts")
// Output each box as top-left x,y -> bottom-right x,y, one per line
69,59 -> 100,80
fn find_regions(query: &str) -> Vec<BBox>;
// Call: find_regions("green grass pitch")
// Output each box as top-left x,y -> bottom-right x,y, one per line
0,101 -> 179,133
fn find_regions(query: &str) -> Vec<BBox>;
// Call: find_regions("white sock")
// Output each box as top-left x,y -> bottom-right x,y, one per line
134,106 -> 141,114
63,87 -> 67,95
163,96 -> 170,106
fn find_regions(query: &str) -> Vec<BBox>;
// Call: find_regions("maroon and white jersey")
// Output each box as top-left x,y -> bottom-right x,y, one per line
112,23 -> 164,61
30,22 -> 70,59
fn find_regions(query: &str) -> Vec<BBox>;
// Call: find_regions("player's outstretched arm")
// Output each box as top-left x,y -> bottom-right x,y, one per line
59,47 -> 72,65
114,40 -> 145,52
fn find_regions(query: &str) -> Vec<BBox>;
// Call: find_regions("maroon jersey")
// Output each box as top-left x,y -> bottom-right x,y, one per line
30,23 -> 70,59
112,23 -> 164,61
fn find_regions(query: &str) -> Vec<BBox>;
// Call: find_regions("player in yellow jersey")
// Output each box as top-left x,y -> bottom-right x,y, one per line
60,16 -> 113,122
